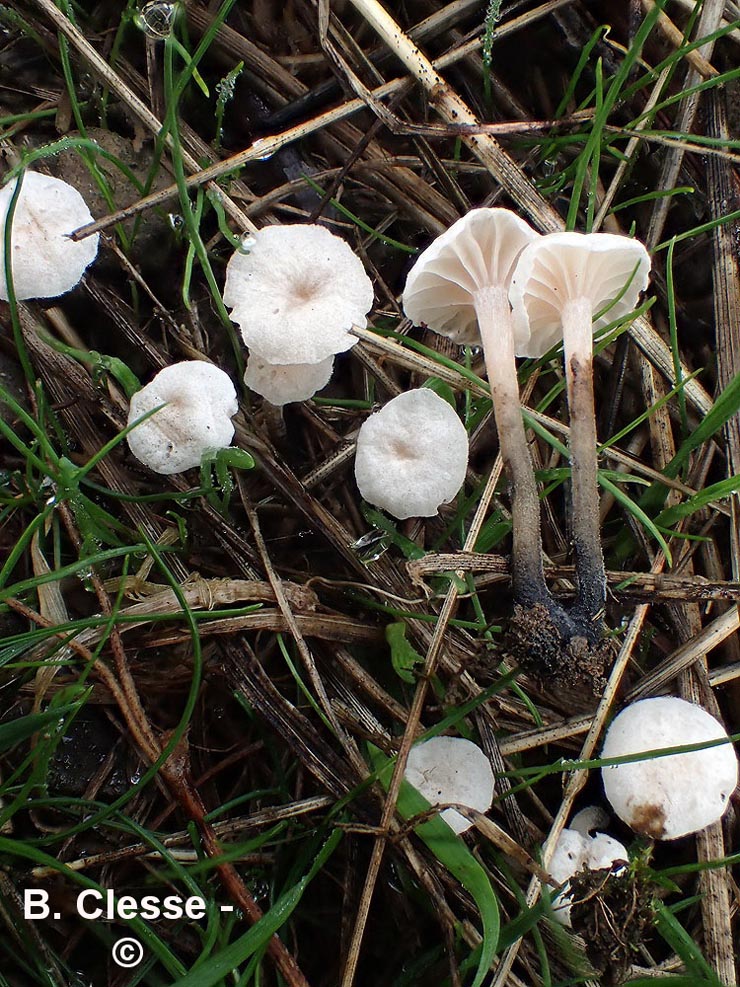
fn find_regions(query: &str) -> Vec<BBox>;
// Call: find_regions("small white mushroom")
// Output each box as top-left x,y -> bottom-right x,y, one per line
223,224 -> 374,365
354,388 -> 468,519
126,361 -> 238,475
601,696 -> 738,840
509,232 -> 651,633
0,171 -> 99,300
404,736 -> 495,835
402,209 -> 554,612
244,353 -> 334,406
549,822 -> 628,926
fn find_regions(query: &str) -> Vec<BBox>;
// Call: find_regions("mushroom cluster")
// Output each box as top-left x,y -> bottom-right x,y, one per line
224,224 -> 374,406
548,807 -> 628,926
354,388 -> 469,519
0,170 -> 99,300
402,208 -> 651,680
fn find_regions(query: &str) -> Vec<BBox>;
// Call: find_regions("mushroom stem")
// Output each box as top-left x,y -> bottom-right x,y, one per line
562,297 -> 605,637
474,287 -> 550,610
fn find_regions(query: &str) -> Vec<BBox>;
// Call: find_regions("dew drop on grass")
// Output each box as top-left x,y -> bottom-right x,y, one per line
135,1 -> 177,40
251,138 -> 275,161
352,530 -> 391,563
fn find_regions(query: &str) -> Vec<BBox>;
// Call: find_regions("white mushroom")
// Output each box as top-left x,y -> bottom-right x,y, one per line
126,361 -> 238,475
223,224 -> 374,365
244,353 -> 334,406
509,233 -> 651,635
402,209 -> 554,613
354,388 -> 468,519
404,736 -> 495,835
601,696 -> 738,840
0,171 -> 99,300
549,821 -> 628,927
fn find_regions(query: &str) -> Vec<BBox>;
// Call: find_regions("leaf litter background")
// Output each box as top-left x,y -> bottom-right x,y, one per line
0,1 -> 739,985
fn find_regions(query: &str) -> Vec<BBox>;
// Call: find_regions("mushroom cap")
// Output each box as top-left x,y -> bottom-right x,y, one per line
601,696 -> 738,840
244,353 -> 334,406
404,736 -> 495,835
0,171 -> 99,300
402,207 -> 539,346
127,361 -> 238,475
354,388 -> 469,519
223,224 -> 374,365
509,231 -> 651,358
549,826 -> 628,926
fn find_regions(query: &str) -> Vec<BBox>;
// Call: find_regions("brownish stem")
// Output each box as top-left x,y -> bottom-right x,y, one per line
474,287 -> 550,610
562,298 -> 606,637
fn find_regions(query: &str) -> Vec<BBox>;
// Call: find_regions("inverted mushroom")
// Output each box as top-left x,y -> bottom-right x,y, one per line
404,735 -> 495,835
601,696 -> 738,840
126,361 -> 238,475
510,232 -> 651,637
244,353 -> 334,407
0,171 -> 99,300
354,388 -> 468,519
223,224 -> 374,365
403,209 -> 578,651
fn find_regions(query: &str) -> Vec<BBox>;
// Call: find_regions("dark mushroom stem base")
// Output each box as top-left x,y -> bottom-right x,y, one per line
506,603 -> 610,693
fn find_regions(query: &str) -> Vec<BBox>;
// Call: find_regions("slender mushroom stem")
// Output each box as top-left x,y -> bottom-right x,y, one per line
474,286 -> 551,611
562,297 -> 606,637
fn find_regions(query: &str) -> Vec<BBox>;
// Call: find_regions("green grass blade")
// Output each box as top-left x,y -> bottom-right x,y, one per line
165,829 -> 342,987
370,746 -> 500,987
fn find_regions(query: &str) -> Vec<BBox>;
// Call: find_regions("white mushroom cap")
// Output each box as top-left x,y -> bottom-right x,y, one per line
404,736 -> 495,835
223,224 -> 374,365
244,353 -> 334,406
549,825 -> 628,926
601,696 -> 738,840
0,171 -> 99,300
354,388 -> 468,519
127,361 -> 238,475
509,231 -> 651,358
402,207 -> 539,346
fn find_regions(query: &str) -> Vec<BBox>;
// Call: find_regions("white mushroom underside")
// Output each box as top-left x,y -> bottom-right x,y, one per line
127,362 -> 238,475
0,171 -> 99,300
223,224 -> 374,365
404,736 -> 495,835
402,208 -> 539,346
244,353 -> 334,406
601,696 -> 738,840
509,232 -> 651,358
354,388 -> 469,519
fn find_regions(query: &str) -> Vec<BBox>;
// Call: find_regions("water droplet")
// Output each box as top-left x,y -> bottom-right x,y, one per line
216,75 -> 238,101
134,1 -> 177,39
239,233 -> 257,254
353,530 -> 390,563
542,158 -> 557,177
250,138 -> 275,161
